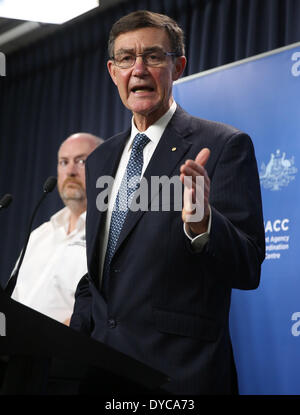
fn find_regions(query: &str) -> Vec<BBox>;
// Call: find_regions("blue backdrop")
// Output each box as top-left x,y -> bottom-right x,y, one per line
173,42 -> 300,395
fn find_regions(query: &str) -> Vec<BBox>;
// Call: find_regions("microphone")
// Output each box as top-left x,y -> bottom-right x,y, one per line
0,194 -> 13,210
43,176 -> 57,194
5,176 -> 57,296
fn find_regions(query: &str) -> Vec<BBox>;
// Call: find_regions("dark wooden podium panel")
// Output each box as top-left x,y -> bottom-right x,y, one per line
0,287 -> 169,395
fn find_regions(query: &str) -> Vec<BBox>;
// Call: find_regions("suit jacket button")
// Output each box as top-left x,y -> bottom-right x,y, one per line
108,318 -> 117,328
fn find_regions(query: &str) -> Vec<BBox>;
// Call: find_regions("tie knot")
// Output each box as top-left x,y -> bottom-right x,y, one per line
132,133 -> 150,152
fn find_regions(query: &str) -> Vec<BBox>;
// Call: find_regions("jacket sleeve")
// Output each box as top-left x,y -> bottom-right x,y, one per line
202,131 -> 265,289
70,273 -> 92,335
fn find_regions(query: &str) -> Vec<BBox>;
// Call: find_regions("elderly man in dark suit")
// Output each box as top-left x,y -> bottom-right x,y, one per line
70,10 -> 265,395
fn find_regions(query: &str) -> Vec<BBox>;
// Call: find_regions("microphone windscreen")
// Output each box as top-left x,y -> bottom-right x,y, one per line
43,176 -> 57,193
0,193 -> 13,209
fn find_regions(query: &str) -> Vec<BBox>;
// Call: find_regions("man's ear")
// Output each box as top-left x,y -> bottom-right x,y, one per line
107,60 -> 118,86
172,56 -> 187,81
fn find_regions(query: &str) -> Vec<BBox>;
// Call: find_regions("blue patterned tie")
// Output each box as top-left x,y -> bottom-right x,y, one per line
102,133 -> 150,296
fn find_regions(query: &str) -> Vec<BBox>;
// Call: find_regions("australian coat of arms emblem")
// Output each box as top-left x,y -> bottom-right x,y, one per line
260,149 -> 297,191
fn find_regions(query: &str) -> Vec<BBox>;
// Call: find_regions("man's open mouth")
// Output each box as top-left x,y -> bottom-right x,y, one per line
131,86 -> 154,93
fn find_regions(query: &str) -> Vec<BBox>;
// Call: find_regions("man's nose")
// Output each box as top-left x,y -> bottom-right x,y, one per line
132,56 -> 148,75
66,161 -> 79,176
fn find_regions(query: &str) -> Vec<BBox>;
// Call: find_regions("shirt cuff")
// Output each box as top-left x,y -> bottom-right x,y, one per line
183,205 -> 212,252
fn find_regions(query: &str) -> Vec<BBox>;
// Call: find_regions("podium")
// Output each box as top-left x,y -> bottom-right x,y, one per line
0,286 -> 169,395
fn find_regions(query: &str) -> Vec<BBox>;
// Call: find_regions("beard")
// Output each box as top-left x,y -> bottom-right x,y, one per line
59,178 -> 85,202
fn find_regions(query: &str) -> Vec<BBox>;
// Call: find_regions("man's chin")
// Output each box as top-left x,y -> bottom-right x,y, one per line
64,197 -> 84,202
61,190 -> 85,202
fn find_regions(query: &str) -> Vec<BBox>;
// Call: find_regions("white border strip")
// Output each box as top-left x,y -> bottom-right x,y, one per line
175,41 -> 300,85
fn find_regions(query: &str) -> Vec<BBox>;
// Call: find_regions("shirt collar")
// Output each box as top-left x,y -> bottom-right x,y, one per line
50,206 -> 86,233
129,101 -> 177,150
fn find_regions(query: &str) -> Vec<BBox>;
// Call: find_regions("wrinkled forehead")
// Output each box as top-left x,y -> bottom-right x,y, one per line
113,27 -> 172,54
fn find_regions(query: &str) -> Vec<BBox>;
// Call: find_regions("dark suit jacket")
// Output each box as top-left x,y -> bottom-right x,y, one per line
70,106 -> 265,394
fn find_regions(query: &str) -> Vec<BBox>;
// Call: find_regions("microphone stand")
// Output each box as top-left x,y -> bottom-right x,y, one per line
5,177 -> 57,296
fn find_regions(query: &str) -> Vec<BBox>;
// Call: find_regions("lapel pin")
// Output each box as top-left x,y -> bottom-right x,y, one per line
171,147 -> 177,152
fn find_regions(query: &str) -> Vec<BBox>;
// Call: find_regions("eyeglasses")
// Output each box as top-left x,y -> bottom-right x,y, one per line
58,158 -> 86,168
112,50 -> 178,69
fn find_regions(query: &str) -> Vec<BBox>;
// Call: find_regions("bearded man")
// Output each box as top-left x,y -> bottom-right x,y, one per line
11,133 -> 103,324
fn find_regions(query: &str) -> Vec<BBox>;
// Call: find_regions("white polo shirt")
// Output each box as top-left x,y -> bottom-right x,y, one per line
11,207 -> 87,323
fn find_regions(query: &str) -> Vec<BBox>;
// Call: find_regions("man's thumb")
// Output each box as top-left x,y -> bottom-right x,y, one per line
195,148 -> 210,166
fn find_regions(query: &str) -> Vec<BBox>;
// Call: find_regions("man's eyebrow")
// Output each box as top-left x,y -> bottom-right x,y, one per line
114,48 -> 135,55
142,46 -> 164,52
58,154 -> 87,160
114,46 -> 164,55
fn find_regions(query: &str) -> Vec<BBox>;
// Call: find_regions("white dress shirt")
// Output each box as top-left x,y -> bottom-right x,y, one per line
11,207 -> 87,323
99,101 -> 210,284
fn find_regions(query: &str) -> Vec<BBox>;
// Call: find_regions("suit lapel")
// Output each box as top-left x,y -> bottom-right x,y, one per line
114,107 -> 193,255
87,130 -> 130,274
